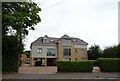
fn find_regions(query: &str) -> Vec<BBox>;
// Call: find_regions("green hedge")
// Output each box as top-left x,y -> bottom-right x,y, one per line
56,61 -> 93,72
2,36 -> 20,72
97,58 -> 120,72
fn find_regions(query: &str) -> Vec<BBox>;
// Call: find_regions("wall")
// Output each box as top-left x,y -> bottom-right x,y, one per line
31,45 -> 57,58
57,39 -> 88,61
30,45 -> 57,66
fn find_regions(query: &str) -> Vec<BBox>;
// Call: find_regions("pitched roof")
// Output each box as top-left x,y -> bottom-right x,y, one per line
31,35 -> 88,47
71,37 -> 88,45
31,36 -> 59,46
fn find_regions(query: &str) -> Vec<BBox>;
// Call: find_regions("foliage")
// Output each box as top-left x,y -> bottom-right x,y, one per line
2,2 -> 41,36
97,58 -> 120,72
56,61 -> 93,72
101,44 -> 120,58
2,2 -> 41,72
88,44 -> 102,60
2,36 -> 19,72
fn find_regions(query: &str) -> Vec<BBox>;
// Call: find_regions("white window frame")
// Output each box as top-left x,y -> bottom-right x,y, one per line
37,48 -> 42,53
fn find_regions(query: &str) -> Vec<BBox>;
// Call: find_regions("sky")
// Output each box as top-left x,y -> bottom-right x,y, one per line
24,0 -> 119,50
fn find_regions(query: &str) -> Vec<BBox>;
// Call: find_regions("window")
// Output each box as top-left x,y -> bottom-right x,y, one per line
76,58 -> 77,61
81,49 -> 85,54
81,58 -> 85,60
64,49 -> 71,56
47,48 -> 56,56
37,48 -> 42,53
63,40 -> 71,46
63,58 -> 71,61
75,49 -> 77,53
43,37 -> 49,43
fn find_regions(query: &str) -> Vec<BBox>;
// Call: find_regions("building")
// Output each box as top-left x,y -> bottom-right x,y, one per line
30,34 -> 88,66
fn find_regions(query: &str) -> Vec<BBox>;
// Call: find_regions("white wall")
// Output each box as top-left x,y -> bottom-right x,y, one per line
31,45 -> 57,58
74,45 -> 87,48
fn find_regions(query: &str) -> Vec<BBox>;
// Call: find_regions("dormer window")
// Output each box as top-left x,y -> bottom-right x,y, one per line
43,35 -> 49,43
51,40 -> 54,42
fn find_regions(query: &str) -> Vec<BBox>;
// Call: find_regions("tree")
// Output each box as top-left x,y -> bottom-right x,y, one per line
102,44 -> 120,58
2,2 -> 41,72
88,44 -> 102,60
2,2 -> 41,36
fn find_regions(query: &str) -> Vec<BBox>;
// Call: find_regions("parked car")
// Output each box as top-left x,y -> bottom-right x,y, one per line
34,61 -> 42,66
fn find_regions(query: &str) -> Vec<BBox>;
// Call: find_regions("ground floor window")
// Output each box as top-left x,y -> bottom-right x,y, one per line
81,58 -> 85,60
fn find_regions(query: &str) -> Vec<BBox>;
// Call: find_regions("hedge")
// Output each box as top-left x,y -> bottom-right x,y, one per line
2,36 -> 21,72
56,61 -> 93,72
97,58 -> 120,72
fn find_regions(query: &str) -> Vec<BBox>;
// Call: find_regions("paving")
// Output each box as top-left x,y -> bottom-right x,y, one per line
2,64 -> 120,79
18,64 -> 57,74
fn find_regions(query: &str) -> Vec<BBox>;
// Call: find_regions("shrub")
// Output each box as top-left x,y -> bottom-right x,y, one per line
97,58 -> 120,72
56,61 -> 93,72
2,36 -> 19,72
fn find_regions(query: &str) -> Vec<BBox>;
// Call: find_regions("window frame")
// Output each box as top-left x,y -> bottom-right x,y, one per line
63,48 -> 71,56
63,58 -> 71,61
63,39 -> 71,46
81,49 -> 85,54
47,48 -> 56,56
37,48 -> 42,53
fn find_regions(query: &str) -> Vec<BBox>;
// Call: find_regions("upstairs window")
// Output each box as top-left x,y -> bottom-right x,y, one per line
43,35 -> 49,43
75,49 -> 77,53
81,58 -> 85,60
64,48 -> 71,56
37,48 -> 42,53
63,40 -> 71,46
47,48 -> 56,56
81,49 -> 85,54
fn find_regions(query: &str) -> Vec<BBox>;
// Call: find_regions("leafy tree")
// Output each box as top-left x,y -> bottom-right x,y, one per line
88,44 -> 102,60
2,2 -> 41,72
102,44 -> 120,58
2,2 -> 41,50
2,2 -> 41,36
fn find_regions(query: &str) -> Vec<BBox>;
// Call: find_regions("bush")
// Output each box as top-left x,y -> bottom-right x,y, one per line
2,36 -> 19,72
56,61 -> 93,72
97,58 -> 120,72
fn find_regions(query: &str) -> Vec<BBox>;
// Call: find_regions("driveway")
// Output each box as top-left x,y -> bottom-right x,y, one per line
2,64 -> 120,79
18,64 -> 101,74
18,64 -> 57,74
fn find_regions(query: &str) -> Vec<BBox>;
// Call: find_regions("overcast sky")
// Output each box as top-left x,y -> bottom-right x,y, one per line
24,0 -> 119,50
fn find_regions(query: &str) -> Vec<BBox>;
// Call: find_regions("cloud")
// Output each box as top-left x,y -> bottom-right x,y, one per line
24,0 -> 119,50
